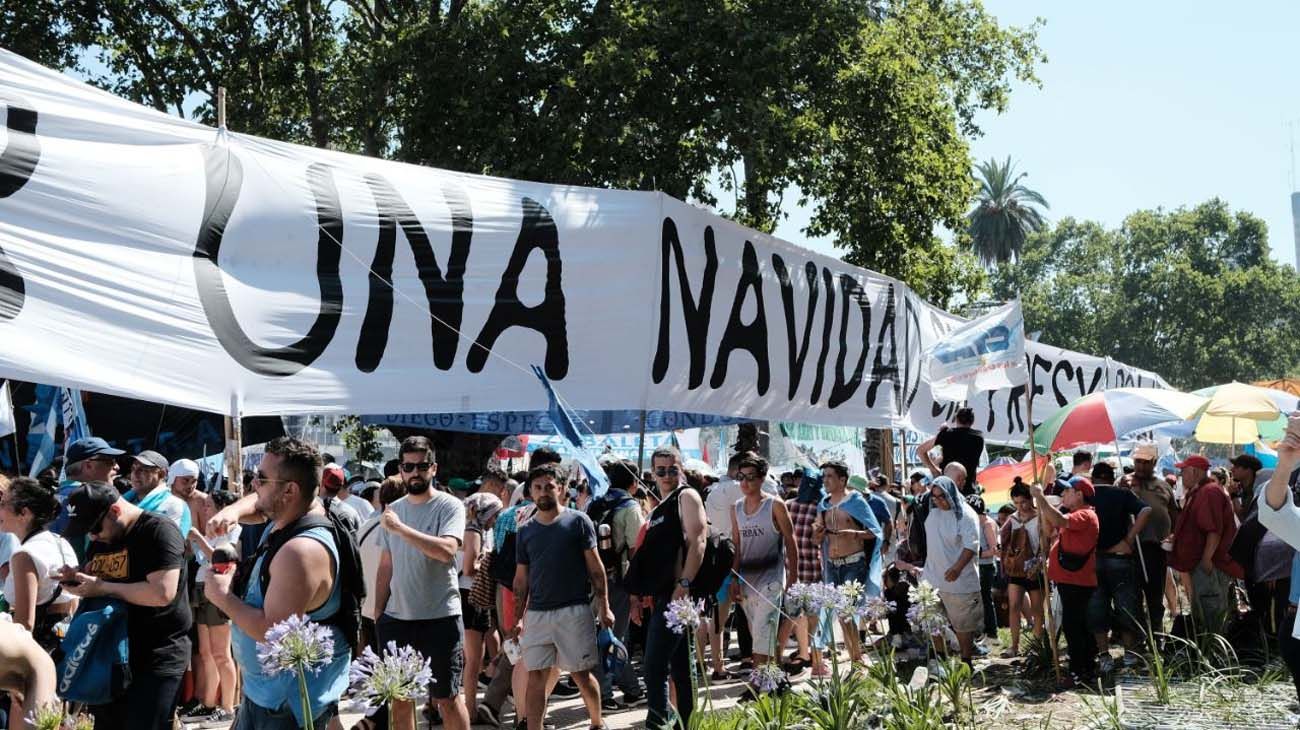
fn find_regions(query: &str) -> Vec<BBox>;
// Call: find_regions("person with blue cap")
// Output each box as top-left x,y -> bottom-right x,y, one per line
50,437 -> 124,558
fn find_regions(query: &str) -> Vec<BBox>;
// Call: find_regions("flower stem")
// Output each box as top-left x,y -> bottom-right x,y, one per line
297,663 -> 314,730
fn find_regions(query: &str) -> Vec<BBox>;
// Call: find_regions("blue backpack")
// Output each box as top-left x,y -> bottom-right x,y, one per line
56,597 -> 131,705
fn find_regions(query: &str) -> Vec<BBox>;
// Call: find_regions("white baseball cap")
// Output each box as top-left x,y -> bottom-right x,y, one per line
168,458 -> 200,484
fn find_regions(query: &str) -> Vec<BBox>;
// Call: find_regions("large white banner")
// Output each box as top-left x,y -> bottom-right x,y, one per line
0,49 -> 1165,444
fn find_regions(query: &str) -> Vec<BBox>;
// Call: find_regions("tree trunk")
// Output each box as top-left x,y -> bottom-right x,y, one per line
295,0 -> 329,148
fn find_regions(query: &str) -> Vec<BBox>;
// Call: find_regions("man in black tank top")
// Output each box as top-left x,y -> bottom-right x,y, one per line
639,446 -> 707,729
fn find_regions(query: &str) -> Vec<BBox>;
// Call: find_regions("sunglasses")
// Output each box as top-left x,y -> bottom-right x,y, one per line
654,466 -> 680,477
739,472 -> 764,483
400,461 -> 433,473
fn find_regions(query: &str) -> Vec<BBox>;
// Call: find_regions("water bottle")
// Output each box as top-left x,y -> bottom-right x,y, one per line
598,523 -> 612,552
211,545 -> 237,574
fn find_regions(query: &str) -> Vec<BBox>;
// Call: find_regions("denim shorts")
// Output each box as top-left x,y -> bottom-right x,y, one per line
824,554 -> 870,587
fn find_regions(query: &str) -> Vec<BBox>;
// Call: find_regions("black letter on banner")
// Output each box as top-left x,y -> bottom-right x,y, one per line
1050,359 -> 1076,407
357,174 -> 472,372
710,241 -> 769,394
652,219 -> 717,388
900,295 -> 924,410
0,97 -> 39,320
827,274 -> 870,409
1002,377 -> 1028,433
810,267 -> 837,405
194,149 -> 343,376
866,283 -> 898,408
468,197 -> 569,378
771,255 -> 819,400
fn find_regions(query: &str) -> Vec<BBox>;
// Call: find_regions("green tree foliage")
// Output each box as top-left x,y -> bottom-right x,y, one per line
992,200 -> 1300,389
968,156 -> 1049,265
329,415 -> 385,463
6,0 -> 1041,307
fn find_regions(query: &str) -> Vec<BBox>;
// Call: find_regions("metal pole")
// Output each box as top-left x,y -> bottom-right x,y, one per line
217,87 -> 227,129
636,409 -> 647,471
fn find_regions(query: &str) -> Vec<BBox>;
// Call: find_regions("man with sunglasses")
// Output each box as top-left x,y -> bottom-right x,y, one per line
56,480 -> 191,730
373,435 -> 471,730
204,436 -> 352,729
1125,442 -> 1178,631
49,437 -> 123,554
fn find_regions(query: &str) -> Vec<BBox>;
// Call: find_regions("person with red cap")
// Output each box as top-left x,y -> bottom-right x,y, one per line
1167,455 -> 1243,633
319,463 -> 361,533
1030,476 -> 1099,686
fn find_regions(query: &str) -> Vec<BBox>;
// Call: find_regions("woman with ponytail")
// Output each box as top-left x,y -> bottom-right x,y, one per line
0,476 -> 78,643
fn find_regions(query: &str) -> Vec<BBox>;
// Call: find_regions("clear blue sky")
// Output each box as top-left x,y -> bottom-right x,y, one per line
774,1 -> 1300,267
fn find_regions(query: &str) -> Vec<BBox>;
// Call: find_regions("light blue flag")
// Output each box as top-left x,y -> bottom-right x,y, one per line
25,386 -> 59,477
531,366 -> 611,499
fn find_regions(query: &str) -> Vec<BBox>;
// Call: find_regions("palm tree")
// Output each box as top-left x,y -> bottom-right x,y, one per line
967,157 -> 1049,265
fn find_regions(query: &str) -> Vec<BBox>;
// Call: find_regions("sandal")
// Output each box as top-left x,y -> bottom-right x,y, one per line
349,719 -> 376,730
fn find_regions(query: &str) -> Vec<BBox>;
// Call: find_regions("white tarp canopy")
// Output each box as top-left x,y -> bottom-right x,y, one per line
0,49 -> 1165,445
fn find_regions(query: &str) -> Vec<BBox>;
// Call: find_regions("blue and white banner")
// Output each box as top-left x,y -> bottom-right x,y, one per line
922,301 -> 1029,402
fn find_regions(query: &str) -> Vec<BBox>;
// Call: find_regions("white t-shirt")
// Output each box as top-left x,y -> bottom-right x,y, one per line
923,503 -> 982,593
705,477 -> 778,537
345,494 -> 375,521
1005,512 -> 1040,554
2,531 -> 77,607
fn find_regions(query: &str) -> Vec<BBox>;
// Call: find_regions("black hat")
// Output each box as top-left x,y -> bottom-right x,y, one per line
64,481 -> 121,536
1230,454 -> 1263,473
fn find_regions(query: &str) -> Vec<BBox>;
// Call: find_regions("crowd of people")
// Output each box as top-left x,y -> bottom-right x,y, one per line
5,406 -> 1300,729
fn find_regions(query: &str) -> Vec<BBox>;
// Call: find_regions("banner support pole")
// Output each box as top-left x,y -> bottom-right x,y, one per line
226,394 -> 242,495
1026,389 -> 1063,684
636,409 -> 647,471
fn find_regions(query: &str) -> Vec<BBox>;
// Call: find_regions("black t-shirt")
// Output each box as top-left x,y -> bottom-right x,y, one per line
1090,484 -> 1148,551
83,511 -> 192,676
935,426 -> 984,486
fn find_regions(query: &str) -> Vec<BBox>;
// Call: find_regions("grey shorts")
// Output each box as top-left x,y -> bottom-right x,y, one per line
939,590 -> 984,634
521,604 -> 598,673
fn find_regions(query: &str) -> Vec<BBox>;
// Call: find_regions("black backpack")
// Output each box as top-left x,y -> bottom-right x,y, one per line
237,499 -> 366,657
690,531 -> 736,601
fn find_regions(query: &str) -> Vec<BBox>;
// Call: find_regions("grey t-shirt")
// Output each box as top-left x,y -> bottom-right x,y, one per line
516,508 -> 597,611
379,491 -> 466,620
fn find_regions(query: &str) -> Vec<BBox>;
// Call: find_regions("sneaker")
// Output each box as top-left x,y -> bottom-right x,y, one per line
1097,653 -> 1115,675
474,704 -> 501,727
552,676 -> 581,698
600,696 -> 629,712
972,643 -> 989,657
181,704 -> 216,720
622,692 -> 647,707
199,708 -> 235,729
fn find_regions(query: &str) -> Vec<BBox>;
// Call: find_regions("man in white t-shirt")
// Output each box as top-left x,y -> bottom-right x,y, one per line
344,475 -> 376,521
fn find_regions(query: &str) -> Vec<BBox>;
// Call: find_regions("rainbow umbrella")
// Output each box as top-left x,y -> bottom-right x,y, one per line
1030,388 -> 1207,454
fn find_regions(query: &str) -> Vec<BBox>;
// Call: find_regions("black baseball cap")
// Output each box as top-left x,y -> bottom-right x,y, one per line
65,437 -> 124,465
64,481 -> 121,536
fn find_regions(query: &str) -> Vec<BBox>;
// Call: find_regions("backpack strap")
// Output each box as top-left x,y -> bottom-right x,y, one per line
256,513 -> 334,602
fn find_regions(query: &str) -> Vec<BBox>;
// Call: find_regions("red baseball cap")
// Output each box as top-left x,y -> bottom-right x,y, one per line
1065,476 -> 1095,499
322,464 -> 346,490
1175,455 -> 1211,470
